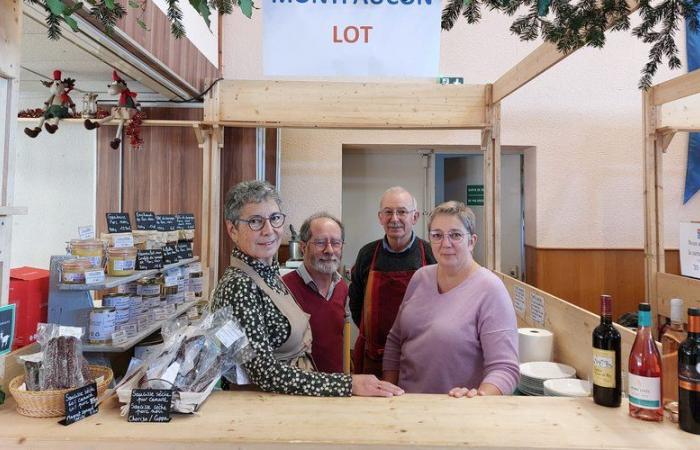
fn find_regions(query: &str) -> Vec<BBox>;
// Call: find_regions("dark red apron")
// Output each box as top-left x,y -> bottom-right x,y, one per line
352,240 -> 426,377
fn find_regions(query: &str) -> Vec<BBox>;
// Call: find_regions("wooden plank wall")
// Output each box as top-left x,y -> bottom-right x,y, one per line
525,246 -> 681,319
95,108 -> 203,255
496,272 -> 638,381
657,273 -> 700,321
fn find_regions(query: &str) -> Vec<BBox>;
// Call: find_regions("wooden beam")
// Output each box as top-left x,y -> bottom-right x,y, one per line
0,0 -> 22,79
657,92 -> 700,131
493,0 -> 640,103
16,118 -> 201,128
214,80 -> 488,129
651,68 -> 700,106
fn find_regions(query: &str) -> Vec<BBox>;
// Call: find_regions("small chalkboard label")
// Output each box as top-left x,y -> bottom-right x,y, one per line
177,241 -> 193,259
106,213 -> 132,233
135,211 -> 158,231
136,249 -> 164,270
176,213 -> 196,230
162,244 -> 179,265
61,382 -> 98,426
156,215 -> 178,232
128,389 -> 172,423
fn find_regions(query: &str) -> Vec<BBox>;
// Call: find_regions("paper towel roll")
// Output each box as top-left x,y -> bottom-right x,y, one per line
518,328 -> 554,363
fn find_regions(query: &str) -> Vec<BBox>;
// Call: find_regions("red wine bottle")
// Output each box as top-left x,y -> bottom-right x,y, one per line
592,294 -> 621,407
628,303 -> 663,421
679,307 -> 700,434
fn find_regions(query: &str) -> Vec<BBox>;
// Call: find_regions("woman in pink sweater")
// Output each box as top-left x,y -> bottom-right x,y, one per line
382,201 -> 520,396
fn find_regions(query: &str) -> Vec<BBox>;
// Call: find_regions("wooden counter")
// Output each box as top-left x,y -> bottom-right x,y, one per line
0,391 -> 694,449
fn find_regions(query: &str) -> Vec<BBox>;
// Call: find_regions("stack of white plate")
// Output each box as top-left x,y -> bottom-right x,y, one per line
543,378 -> 591,397
518,362 -> 577,396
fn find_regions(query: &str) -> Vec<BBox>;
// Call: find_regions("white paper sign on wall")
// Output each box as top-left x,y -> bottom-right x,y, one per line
680,222 -> 700,279
263,0 -> 441,77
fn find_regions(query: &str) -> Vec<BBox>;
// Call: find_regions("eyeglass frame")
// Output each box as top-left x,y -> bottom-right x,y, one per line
304,238 -> 345,250
428,230 -> 472,244
378,208 -> 417,219
235,212 -> 287,231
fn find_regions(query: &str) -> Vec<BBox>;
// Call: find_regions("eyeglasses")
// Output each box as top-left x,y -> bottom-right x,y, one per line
429,231 -> 468,243
309,239 -> 344,250
236,213 -> 286,231
379,208 -> 415,219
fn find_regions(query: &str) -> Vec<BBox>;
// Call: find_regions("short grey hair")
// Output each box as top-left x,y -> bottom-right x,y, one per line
298,212 -> 345,242
224,180 -> 282,223
379,186 -> 418,210
428,201 -> 476,236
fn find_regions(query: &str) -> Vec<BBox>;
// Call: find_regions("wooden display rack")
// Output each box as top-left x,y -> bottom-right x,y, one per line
642,70 -> 700,329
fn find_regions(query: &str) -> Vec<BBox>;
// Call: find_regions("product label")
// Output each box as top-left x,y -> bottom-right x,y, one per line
215,320 -> 244,348
628,373 -> 661,409
513,285 -> 526,316
189,277 -> 203,293
111,330 -> 129,345
592,348 -> 616,388
113,234 -> 134,248
530,293 -> 546,326
113,259 -> 135,271
137,285 -> 160,296
164,275 -> 178,287
62,272 -> 85,283
78,225 -> 95,240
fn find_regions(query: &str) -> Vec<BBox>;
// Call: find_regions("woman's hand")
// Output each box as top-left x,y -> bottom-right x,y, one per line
352,374 -> 405,397
448,383 -> 502,398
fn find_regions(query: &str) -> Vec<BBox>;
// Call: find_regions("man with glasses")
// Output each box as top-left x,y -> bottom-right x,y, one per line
350,186 -> 436,377
283,212 -> 349,373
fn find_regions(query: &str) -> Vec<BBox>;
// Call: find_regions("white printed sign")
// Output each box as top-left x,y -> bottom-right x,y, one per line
680,222 -> 700,279
513,285 -> 526,317
530,293 -> 545,326
263,0 -> 441,77
78,225 -> 95,240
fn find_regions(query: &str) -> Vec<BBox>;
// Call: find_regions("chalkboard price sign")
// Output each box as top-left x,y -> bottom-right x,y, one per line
176,213 -> 196,230
156,215 -> 178,232
136,249 -> 164,270
177,241 -> 193,259
162,244 -> 179,265
128,389 -> 172,423
106,213 -> 132,233
61,382 -> 98,426
135,211 -> 158,231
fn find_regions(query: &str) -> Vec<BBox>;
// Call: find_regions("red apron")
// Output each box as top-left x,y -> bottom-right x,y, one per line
352,240 -> 426,377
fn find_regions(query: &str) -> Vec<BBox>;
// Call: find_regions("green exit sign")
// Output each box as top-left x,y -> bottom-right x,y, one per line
467,185 -> 484,206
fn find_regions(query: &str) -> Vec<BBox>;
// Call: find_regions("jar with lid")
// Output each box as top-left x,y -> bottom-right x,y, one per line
61,258 -> 95,284
69,239 -> 105,269
106,247 -> 137,276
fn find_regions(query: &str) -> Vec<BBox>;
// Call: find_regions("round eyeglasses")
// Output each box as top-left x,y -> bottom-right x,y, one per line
236,213 -> 286,231
309,239 -> 344,250
428,231 -> 467,243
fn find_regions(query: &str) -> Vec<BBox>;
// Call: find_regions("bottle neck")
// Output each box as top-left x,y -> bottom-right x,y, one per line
688,315 -> 700,335
600,314 -> 613,325
638,310 -> 652,329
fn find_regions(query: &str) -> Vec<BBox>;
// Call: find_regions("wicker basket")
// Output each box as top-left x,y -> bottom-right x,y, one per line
9,365 -> 113,418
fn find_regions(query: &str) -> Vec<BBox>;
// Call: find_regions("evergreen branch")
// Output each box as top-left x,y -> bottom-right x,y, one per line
442,0 -> 465,31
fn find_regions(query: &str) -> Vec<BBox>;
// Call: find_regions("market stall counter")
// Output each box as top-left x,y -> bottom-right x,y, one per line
0,391 -> 693,449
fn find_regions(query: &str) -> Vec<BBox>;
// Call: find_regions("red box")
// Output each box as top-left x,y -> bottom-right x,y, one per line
9,266 -> 49,350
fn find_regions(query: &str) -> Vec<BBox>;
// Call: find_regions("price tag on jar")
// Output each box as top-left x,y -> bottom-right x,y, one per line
186,308 -> 199,320
137,316 -> 151,331
111,329 -> 128,346
163,304 -> 176,315
164,275 -> 178,287
84,270 -> 105,285
78,225 -> 95,240
113,234 -> 134,248
154,308 -> 169,321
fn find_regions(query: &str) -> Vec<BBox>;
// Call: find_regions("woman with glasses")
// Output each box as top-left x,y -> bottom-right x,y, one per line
382,201 -> 519,397
211,180 -> 404,397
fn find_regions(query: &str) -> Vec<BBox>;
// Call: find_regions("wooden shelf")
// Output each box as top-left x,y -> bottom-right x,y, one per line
17,118 -> 200,128
0,206 -> 28,216
58,257 -> 199,291
82,299 -> 199,353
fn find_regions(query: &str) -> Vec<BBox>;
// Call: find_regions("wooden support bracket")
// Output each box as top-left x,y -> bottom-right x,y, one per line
656,127 -> 678,152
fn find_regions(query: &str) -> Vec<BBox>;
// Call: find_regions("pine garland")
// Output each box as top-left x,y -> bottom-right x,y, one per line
442,0 -> 700,89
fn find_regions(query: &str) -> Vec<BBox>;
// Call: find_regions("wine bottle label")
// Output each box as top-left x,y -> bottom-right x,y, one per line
628,373 -> 661,409
592,348 -> 616,388
679,365 -> 700,392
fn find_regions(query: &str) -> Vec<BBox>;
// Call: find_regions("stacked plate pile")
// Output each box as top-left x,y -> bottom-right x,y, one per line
543,378 -> 591,397
518,362 -> 576,396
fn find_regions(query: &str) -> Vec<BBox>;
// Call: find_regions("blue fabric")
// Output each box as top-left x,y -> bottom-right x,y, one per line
684,18 -> 700,203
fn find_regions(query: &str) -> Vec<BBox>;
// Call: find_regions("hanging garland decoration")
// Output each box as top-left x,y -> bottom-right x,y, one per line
24,0 -> 255,40
442,0 -> 700,89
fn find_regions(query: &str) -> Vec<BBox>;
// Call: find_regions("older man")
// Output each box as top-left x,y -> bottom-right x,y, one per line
350,186 -> 436,377
283,212 -> 348,373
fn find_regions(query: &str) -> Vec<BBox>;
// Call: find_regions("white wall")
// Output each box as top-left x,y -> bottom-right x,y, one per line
222,10 -> 699,250
12,122 -> 96,269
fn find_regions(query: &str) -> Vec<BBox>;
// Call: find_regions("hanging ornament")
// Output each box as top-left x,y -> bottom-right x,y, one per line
84,70 -> 142,150
23,70 -> 77,138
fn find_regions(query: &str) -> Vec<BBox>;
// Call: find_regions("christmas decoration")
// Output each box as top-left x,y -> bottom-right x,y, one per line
23,70 -> 77,138
441,0 -> 700,89
84,70 -> 143,150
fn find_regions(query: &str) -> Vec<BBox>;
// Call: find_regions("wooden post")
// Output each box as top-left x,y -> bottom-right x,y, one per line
482,85 -> 501,271
642,89 -> 663,332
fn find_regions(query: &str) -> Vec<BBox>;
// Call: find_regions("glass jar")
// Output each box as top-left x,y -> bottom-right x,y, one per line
106,247 -> 137,277
61,258 -> 94,284
70,239 -> 104,268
